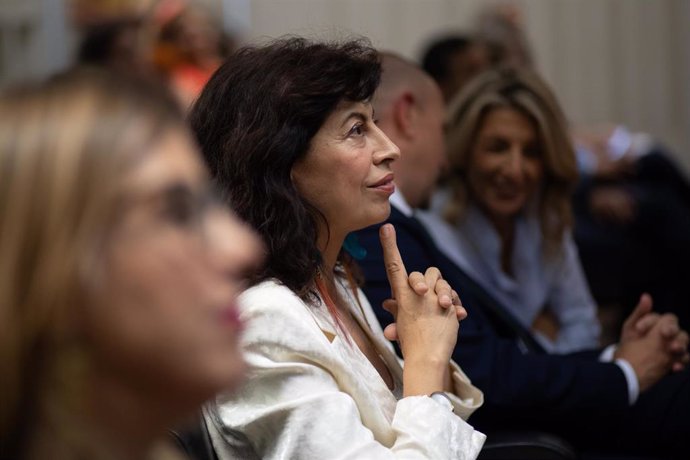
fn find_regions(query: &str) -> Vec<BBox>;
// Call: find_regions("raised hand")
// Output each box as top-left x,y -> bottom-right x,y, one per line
379,223 -> 459,396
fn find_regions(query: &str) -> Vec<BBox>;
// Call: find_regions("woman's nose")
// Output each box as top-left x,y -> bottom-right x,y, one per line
372,125 -> 401,164
503,148 -> 527,183
205,209 -> 264,287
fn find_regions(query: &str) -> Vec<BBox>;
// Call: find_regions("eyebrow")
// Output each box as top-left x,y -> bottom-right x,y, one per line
124,181 -> 198,207
339,106 -> 376,128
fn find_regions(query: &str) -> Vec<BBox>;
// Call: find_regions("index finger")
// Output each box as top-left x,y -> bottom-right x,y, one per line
379,224 -> 409,297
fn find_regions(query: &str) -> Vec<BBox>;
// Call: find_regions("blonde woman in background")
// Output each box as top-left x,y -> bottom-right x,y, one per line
420,67 -> 599,353
0,70 -> 263,460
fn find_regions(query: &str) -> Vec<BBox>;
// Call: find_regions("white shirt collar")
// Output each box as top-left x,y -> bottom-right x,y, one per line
390,190 -> 414,217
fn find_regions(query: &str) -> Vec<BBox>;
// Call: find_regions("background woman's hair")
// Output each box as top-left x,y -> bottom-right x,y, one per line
0,68 -> 182,459
444,66 -> 579,254
189,37 -> 380,301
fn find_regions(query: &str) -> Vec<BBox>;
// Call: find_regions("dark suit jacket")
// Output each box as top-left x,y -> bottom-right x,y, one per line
355,206 -> 642,448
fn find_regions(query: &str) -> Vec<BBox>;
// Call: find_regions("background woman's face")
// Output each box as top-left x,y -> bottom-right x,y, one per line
291,100 -> 400,237
466,106 -> 544,223
85,129 -> 263,408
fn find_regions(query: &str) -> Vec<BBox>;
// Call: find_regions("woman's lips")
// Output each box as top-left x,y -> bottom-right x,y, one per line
219,304 -> 244,332
368,174 -> 395,194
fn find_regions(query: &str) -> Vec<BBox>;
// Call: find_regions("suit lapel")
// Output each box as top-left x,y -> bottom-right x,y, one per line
389,207 -> 545,354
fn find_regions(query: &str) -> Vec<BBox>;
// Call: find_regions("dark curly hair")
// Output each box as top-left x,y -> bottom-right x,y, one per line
189,37 -> 380,301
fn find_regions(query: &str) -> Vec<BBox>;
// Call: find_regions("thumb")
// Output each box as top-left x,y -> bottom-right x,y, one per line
383,323 -> 399,341
626,293 -> 653,330
379,224 -> 409,298
382,298 -> 399,318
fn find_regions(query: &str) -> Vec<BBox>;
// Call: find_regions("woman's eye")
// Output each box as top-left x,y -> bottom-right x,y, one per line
348,123 -> 365,137
166,199 -> 196,225
163,188 -> 200,226
486,139 -> 508,153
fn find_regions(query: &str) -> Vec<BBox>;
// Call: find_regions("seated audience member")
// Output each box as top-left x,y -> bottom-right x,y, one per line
424,68 -> 595,353
152,0 -> 234,109
189,38 -> 486,459
421,34 -> 490,104
355,54 -> 690,458
475,1 -> 534,69
0,70 -> 263,460
435,2 -> 690,329
571,125 -> 690,331
77,16 -> 152,77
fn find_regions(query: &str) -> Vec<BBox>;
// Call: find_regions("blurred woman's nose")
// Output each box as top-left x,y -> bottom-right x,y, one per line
503,146 -> 527,182
372,125 -> 401,164
205,209 -> 264,285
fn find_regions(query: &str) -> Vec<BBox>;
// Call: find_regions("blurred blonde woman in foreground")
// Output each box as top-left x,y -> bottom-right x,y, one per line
0,70 -> 263,460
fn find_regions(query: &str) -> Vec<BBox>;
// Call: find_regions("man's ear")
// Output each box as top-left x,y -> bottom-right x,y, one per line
392,91 -> 418,140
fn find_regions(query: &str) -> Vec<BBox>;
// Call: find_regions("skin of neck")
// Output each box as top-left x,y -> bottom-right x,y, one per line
316,220 -> 347,276
488,212 -> 515,246
485,211 -> 516,275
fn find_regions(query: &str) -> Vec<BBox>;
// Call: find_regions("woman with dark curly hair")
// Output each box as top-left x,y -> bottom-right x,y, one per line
190,38 -> 485,459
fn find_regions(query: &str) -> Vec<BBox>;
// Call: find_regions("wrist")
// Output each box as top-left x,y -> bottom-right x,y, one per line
402,357 -> 448,397
404,354 -> 448,371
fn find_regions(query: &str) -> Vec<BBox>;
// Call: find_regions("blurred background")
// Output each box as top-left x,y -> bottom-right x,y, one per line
1,0 -> 688,170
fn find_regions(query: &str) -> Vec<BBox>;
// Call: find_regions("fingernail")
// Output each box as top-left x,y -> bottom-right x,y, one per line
415,282 -> 427,291
381,224 -> 391,236
440,295 -> 451,304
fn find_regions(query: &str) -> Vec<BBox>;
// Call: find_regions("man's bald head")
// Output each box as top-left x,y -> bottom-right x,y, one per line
374,52 -> 439,122
373,52 -> 448,209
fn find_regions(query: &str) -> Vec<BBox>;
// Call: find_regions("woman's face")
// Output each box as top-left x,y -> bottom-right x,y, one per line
85,128 -> 263,408
291,101 -> 400,237
466,107 -> 544,223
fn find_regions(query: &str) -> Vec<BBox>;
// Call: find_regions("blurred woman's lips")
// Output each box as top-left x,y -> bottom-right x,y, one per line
491,182 -> 525,199
368,173 -> 396,194
218,304 -> 244,332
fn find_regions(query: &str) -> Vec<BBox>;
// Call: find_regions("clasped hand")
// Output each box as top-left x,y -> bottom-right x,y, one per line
378,224 -> 465,367
615,293 -> 690,392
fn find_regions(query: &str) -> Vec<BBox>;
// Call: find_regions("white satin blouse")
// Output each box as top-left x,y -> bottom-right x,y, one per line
205,278 -> 486,459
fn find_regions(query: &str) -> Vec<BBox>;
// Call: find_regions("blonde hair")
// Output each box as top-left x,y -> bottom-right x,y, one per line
0,69 -> 182,459
444,67 -> 578,254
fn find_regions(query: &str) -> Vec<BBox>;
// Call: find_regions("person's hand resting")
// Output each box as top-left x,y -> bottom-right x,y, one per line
589,186 -> 637,224
615,293 -> 690,392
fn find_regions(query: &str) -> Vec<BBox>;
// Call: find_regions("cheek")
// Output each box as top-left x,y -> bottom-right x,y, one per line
525,161 -> 545,189
467,157 -> 494,193
92,244 -> 204,354
119,241 -> 206,307
87,239 -> 238,393
300,161 -> 366,209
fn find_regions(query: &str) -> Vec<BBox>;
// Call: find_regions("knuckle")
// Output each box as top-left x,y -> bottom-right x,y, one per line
427,266 -> 442,277
386,261 -> 402,274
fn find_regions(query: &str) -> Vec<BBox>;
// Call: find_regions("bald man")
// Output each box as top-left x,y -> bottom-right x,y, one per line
355,53 -> 690,458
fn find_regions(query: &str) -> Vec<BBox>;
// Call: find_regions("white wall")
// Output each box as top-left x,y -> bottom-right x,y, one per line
1,0 -> 688,168
237,0 -> 690,170
0,0 -> 71,86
